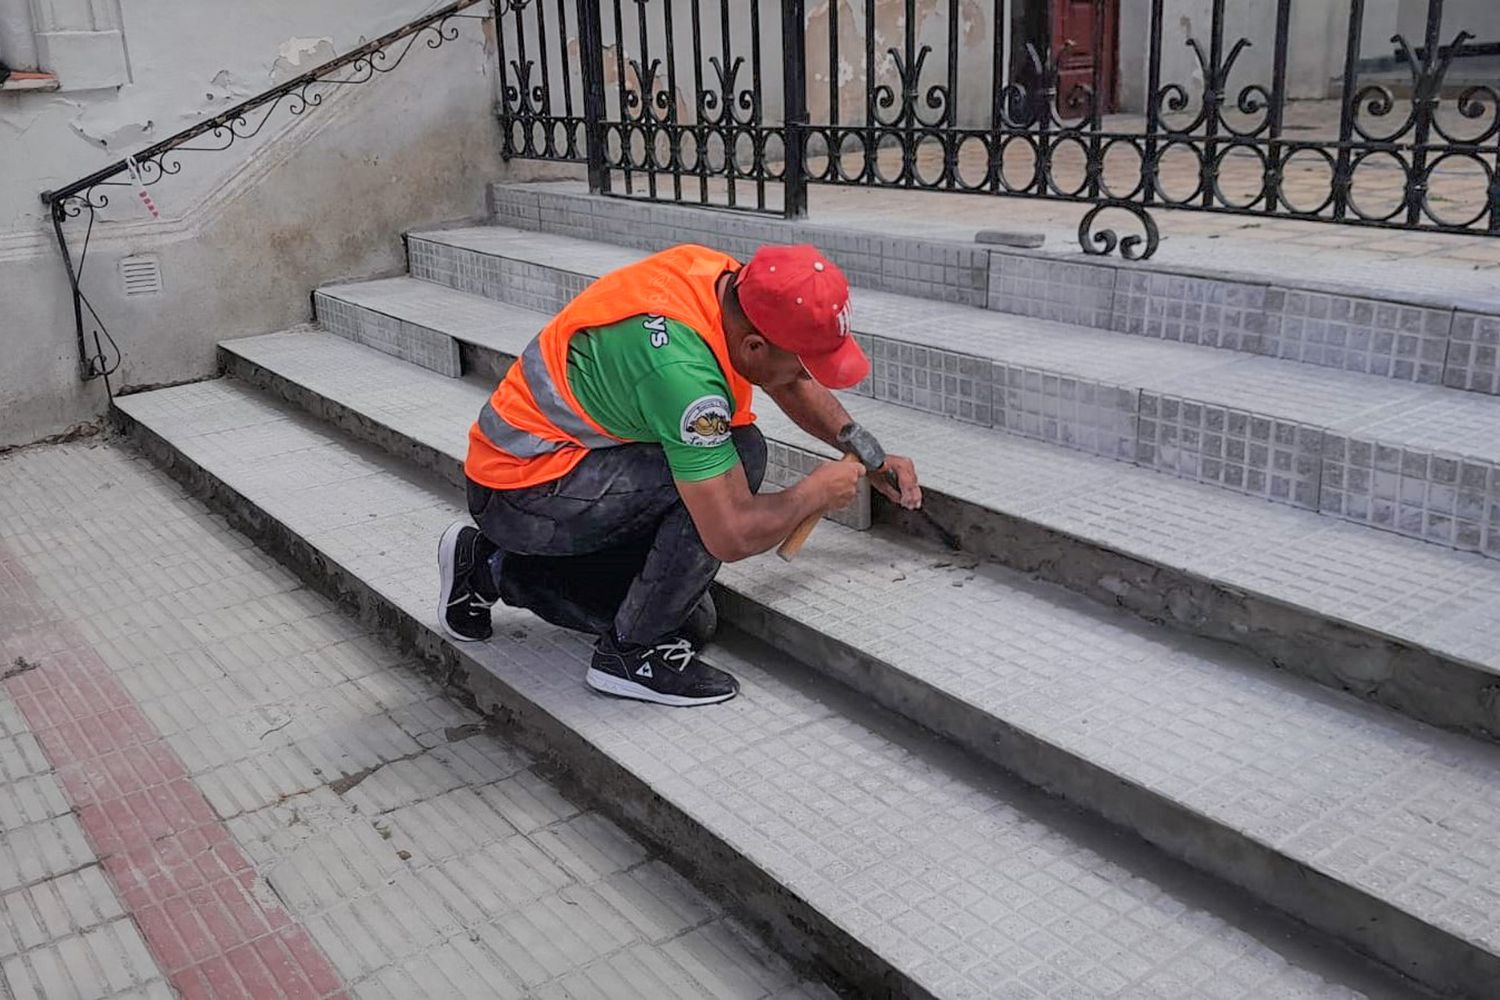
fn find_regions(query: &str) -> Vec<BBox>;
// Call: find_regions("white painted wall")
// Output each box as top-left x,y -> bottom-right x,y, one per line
1401,0 -> 1500,47
1119,0 -> 1354,112
0,0 -> 521,449
1361,0 -> 1402,60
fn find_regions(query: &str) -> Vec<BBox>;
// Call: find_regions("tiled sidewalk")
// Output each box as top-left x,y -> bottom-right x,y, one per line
0,441 -> 832,1000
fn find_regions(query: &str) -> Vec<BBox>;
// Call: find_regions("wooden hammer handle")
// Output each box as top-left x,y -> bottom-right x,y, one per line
776,453 -> 860,562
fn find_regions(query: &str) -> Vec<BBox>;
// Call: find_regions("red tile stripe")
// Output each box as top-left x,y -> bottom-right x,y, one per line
1,547 -> 347,1000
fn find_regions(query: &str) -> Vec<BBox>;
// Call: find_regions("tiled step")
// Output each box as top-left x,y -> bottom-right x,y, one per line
315,275 -> 553,381
403,224 -> 1500,560
230,321 -> 1500,744
489,182 -> 1500,394
211,330 -> 1500,993
114,375 -> 1441,1000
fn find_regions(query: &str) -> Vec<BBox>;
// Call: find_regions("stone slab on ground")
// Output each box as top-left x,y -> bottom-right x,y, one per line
0,441 -> 831,1000
112,375 -> 1434,999
195,333 -> 1500,995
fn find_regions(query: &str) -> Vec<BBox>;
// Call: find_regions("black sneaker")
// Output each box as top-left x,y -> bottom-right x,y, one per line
437,520 -> 497,642
587,634 -> 739,707
681,591 -> 718,649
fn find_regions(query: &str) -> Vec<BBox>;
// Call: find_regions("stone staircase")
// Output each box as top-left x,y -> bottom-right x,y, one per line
110,183 -> 1500,999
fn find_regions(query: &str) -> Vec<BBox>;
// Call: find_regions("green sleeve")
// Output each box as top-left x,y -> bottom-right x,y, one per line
635,362 -> 741,482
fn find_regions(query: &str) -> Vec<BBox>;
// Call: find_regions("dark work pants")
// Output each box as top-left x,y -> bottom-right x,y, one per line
466,425 -> 767,647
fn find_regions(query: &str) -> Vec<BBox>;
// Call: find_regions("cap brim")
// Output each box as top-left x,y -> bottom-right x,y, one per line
801,336 -> 869,390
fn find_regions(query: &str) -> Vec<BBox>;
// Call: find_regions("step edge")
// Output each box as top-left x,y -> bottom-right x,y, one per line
487,181 -> 1500,318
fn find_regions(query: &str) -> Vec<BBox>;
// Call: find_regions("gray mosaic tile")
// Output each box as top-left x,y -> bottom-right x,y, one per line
1110,271 -> 1268,352
864,336 -> 993,426
1136,394 -> 1323,509
994,365 -> 1138,462
491,186 -> 542,229
520,188 -> 990,307
409,238 -> 590,315
1263,288 -> 1452,384
1443,312 -> 1500,396
1321,436 -> 1500,555
848,332 -> 877,398
314,292 -> 461,377
988,254 -> 1117,329
765,440 -> 872,530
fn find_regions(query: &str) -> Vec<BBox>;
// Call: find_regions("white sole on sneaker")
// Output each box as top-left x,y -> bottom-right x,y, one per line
436,520 -> 483,643
585,667 -> 737,707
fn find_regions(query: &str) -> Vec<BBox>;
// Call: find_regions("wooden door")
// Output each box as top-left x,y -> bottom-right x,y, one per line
1051,0 -> 1119,115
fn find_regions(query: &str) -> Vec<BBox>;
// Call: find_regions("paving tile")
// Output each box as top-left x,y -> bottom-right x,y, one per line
315,290 -> 462,377
995,364 -> 1138,461
0,440 -> 827,1000
990,253 -> 1117,329
1263,287 -> 1453,383
1445,312 -> 1500,395
1110,268 -> 1267,352
1136,392 -> 1323,508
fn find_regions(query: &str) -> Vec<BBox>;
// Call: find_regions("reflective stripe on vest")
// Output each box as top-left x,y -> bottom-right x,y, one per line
475,400 -> 563,459
519,339 -> 616,450
475,339 -> 618,459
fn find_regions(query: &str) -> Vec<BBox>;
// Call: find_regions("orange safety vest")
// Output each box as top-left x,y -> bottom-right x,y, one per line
465,244 -> 757,490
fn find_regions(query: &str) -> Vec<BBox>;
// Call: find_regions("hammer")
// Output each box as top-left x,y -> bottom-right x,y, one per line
779,422 -> 958,561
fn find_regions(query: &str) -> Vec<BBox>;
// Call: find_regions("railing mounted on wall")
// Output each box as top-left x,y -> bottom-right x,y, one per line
499,0 -> 1500,260
39,0 -> 506,391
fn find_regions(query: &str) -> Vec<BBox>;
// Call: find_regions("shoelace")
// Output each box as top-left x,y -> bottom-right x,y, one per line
651,638 -> 696,672
447,590 -> 496,612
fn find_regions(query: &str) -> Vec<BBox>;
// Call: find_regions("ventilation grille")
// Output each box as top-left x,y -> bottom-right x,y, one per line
119,256 -> 162,296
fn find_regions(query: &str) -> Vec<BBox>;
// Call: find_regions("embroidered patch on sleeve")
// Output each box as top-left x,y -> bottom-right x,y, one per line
680,395 -> 732,447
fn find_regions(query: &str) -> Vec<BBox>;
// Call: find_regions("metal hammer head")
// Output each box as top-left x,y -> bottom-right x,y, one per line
836,422 -> 886,472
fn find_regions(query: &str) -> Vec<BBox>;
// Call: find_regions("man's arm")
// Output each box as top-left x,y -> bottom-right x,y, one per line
765,376 -> 924,510
676,459 -> 862,563
764,374 -> 851,448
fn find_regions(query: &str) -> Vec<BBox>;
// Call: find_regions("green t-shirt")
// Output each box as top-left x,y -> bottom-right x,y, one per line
566,314 -> 740,482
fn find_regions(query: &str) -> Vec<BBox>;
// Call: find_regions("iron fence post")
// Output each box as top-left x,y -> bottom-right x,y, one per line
577,0 -> 610,195
781,0 -> 809,219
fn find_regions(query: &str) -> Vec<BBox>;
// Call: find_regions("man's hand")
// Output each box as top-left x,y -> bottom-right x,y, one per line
676,455 -> 864,564
804,457 -> 865,512
873,454 -> 922,510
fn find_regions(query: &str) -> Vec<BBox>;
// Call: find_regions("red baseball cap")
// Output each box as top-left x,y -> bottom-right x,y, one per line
734,244 -> 868,389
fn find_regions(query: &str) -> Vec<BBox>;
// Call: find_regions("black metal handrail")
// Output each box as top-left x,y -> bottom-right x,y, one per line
40,0 -> 509,390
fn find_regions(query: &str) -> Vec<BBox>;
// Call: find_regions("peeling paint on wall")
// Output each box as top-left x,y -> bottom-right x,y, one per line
272,37 -> 337,83
69,115 -> 154,150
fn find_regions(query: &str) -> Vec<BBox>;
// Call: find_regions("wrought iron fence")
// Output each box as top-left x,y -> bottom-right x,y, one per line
499,0 -> 1500,258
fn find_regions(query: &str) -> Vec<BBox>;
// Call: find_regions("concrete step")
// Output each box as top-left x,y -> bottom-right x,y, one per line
401,223 -> 1500,562
201,328 -> 1500,996
113,374 -> 1440,1000
489,182 -> 1500,389
227,320 -> 1500,744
